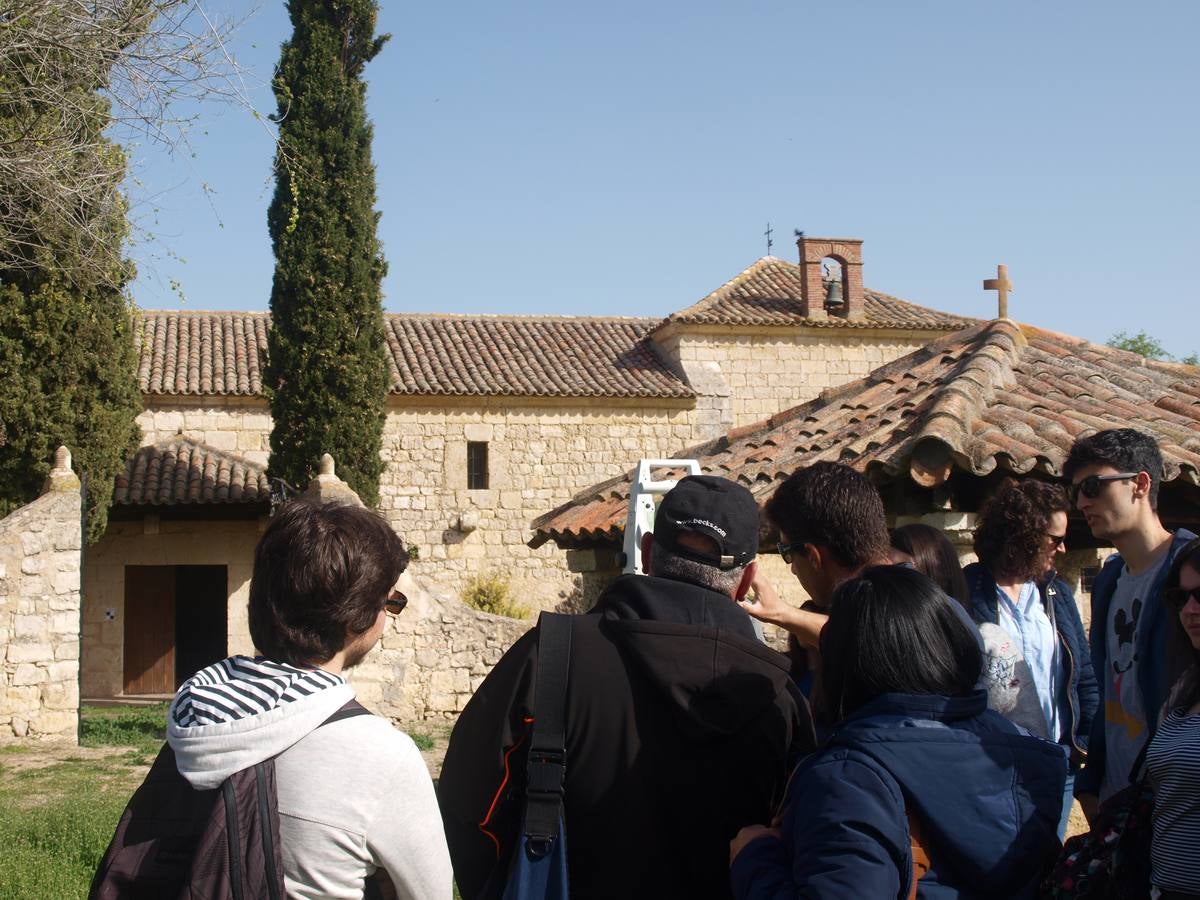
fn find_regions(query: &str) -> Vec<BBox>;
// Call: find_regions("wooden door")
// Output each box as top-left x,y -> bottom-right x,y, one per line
123,566 -> 176,695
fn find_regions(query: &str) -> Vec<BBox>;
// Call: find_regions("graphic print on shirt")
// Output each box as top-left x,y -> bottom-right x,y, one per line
1112,596 -> 1141,674
1107,595 -> 1144,740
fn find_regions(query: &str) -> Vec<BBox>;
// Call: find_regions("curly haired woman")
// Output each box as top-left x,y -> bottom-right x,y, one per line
965,478 -> 1099,840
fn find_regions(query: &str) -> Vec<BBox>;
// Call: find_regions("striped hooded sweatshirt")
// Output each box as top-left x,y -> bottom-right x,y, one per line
168,656 -> 452,900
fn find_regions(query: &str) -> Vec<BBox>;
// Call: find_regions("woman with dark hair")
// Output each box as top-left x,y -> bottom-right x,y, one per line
1143,537 -> 1200,897
889,523 -> 970,605
730,566 -> 1066,899
965,478 -> 1098,839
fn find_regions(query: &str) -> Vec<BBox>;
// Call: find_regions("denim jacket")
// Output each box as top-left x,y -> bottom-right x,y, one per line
963,563 -> 1099,765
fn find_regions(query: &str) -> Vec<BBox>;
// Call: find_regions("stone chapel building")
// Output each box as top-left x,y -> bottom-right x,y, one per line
79,236 -> 976,707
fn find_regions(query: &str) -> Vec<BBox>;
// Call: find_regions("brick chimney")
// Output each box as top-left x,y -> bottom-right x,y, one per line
796,235 -> 865,322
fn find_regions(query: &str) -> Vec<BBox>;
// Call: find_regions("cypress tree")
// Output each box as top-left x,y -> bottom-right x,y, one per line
265,0 -> 390,506
0,16 -> 142,542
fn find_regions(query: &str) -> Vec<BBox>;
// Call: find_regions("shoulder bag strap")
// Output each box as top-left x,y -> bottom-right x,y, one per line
321,698 -> 371,727
522,612 -> 573,849
906,810 -> 931,900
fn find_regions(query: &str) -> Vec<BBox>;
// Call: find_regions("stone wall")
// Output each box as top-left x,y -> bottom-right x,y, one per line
656,328 -> 933,438
137,397 -> 271,466
0,449 -> 82,741
378,396 -> 696,611
346,568 -> 530,720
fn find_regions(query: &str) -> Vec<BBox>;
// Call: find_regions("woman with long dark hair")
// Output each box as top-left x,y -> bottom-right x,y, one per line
730,566 -> 1066,899
889,523 -> 969,606
1144,537 -> 1200,897
965,478 -> 1098,838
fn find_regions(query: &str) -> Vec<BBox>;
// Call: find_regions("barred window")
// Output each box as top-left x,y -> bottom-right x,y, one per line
467,442 -> 489,490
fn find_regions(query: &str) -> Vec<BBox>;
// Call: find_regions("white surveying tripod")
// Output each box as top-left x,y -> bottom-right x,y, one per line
621,458 -> 701,575
621,458 -> 766,642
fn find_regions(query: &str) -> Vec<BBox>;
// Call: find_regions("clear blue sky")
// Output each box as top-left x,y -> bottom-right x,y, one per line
126,0 -> 1200,359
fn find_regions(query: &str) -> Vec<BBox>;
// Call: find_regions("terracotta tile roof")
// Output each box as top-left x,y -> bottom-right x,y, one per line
383,315 -> 692,398
532,319 -> 1200,548
136,311 -> 692,400
136,311 -> 269,396
661,257 -> 976,330
114,437 -> 270,506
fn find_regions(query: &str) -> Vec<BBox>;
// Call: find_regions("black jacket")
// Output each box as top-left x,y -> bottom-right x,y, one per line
439,574 -> 816,900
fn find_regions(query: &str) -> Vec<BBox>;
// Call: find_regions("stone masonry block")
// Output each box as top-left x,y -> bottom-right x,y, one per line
14,615 -> 49,642
8,642 -> 54,664
13,664 -> 48,686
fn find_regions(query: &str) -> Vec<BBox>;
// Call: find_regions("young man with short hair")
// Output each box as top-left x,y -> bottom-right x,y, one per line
167,500 -> 452,899
439,475 -> 815,900
740,462 -> 894,694
1065,428 -> 1197,822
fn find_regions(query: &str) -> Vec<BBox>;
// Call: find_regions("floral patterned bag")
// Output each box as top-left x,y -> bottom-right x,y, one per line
1040,773 -> 1154,900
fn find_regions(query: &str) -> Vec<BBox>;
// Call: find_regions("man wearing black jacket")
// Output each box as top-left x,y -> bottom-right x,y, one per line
439,475 -> 816,900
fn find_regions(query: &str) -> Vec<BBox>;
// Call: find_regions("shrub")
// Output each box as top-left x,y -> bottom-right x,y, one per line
461,573 -> 528,619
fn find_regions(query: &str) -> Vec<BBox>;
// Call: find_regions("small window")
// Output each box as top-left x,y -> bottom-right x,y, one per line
467,441 -> 489,490
1081,565 -> 1101,594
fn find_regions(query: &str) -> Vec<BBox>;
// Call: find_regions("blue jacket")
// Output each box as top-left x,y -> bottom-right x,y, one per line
1074,528 -> 1198,797
730,691 -> 1067,900
962,563 -> 1099,763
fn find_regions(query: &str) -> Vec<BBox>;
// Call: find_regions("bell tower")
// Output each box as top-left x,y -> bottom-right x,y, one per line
796,235 -> 865,322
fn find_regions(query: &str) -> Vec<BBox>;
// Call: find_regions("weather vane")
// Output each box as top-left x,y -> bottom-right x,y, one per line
764,222 -> 773,256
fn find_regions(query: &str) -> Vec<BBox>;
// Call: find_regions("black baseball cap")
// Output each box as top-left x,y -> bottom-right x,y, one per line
653,475 -> 759,570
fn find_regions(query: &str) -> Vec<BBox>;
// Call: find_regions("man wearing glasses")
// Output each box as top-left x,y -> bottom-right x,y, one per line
1065,429 -> 1198,824
165,500 -> 452,899
736,461 -> 895,699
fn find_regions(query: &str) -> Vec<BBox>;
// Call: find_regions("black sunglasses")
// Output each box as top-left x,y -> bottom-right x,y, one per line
384,590 -> 408,615
778,540 -> 804,564
1164,586 -> 1200,611
1068,472 -> 1139,505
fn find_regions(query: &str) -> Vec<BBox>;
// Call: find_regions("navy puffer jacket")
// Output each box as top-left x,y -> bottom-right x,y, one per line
730,691 -> 1067,899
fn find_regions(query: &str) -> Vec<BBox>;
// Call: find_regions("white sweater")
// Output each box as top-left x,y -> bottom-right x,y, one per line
168,656 -> 452,900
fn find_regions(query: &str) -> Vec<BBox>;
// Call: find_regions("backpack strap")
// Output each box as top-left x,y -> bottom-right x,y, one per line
906,811 -> 931,900
522,612 -> 573,852
321,698 -> 371,727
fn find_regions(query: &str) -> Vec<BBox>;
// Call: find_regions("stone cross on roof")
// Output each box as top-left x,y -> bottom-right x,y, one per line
983,264 -> 1013,319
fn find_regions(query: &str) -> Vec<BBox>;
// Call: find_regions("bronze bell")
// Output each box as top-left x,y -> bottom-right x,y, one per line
824,278 -> 844,310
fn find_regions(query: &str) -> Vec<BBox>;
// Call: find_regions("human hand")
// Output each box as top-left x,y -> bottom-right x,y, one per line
729,824 -> 782,866
739,569 -> 795,629
739,570 -> 826,649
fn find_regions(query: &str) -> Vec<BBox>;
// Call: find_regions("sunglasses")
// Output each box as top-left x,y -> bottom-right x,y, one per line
384,590 -> 408,616
1068,472 -> 1139,505
778,540 -> 804,565
1164,586 -> 1200,611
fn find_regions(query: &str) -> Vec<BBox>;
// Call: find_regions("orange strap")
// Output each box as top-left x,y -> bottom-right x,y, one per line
906,811 -> 931,900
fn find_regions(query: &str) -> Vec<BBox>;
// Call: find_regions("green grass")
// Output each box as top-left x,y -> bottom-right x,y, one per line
409,729 -> 436,752
0,705 -> 166,898
79,703 -> 168,753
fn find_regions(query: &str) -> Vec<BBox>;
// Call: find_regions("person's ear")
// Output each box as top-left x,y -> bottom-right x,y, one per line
640,532 -> 654,571
735,560 -> 758,600
1132,471 -> 1152,502
803,542 -> 823,572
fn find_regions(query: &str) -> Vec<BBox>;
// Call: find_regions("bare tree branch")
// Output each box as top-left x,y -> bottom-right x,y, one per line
0,0 -> 270,284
